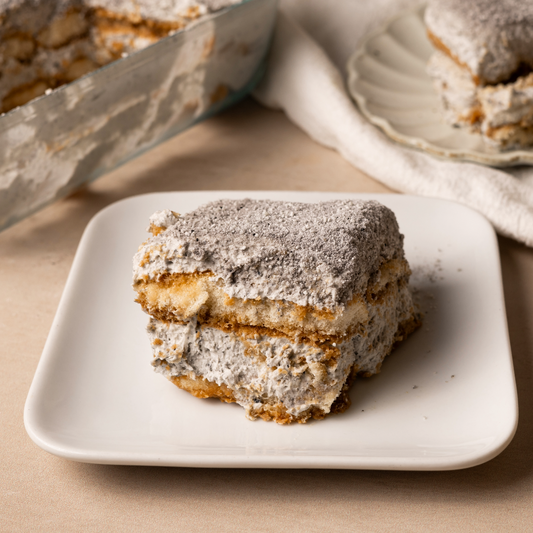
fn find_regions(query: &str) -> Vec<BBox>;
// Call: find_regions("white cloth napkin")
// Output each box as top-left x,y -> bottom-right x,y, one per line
253,0 -> 533,247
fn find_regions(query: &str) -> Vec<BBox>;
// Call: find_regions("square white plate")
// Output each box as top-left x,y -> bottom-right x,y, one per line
24,191 -> 517,470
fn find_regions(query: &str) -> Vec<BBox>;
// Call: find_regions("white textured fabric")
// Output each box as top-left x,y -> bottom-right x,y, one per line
253,0 -> 533,246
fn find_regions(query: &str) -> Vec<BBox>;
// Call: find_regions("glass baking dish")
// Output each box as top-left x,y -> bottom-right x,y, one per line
0,0 -> 277,231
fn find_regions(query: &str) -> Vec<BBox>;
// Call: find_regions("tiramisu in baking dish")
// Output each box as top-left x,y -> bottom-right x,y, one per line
0,0 -> 240,113
133,199 -> 421,424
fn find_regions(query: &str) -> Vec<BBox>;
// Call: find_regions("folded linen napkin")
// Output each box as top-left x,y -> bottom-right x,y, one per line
253,0 -> 533,247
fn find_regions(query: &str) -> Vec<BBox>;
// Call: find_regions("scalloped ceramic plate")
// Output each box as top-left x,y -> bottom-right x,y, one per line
346,5 -> 533,167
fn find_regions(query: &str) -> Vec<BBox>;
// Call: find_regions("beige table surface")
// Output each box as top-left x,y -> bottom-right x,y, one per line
2,99 -> 533,532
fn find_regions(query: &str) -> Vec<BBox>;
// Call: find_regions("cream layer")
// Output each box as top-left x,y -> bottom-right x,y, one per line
134,258 -> 411,339
148,278 -> 418,423
427,51 -> 533,149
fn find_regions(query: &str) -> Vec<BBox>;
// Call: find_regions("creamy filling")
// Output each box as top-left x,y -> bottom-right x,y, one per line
427,51 -> 480,127
148,281 -> 416,418
427,50 -> 533,148
479,73 -> 533,129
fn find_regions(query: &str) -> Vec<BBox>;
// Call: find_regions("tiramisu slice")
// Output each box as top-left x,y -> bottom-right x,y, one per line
425,0 -> 533,149
133,199 -> 420,424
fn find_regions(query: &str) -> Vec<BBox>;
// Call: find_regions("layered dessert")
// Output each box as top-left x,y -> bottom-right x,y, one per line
0,0 -> 240,113
132,199 -> 420,424
425,0 -> 533,150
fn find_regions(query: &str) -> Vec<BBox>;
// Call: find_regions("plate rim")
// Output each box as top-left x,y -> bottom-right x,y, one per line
346,4 -> 533,167
24,190 -> 518,470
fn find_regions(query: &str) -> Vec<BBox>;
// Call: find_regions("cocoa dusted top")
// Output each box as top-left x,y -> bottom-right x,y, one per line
133,199 -> 406,311
425,0 -> 533,84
